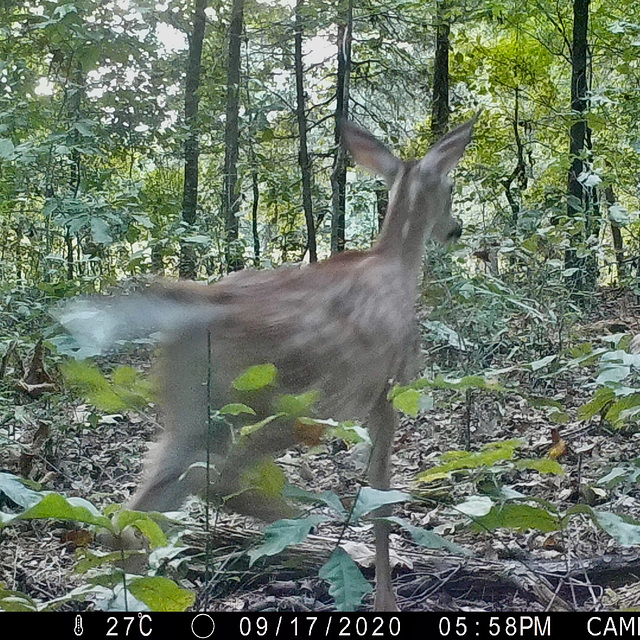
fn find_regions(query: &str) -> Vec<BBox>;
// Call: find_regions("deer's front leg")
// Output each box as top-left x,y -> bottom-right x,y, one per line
367,390 -> 399,612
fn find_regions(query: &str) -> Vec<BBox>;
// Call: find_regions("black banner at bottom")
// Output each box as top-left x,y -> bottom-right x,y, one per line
3,611 -> 638,639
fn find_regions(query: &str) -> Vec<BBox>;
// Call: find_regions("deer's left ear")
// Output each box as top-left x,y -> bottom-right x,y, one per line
420,115 -> 477,176
341,120 -> 402,187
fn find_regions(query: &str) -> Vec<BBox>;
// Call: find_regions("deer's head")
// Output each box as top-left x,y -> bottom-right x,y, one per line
341,117 -> 475,254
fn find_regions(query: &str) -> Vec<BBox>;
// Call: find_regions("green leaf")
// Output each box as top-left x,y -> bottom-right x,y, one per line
281,485 -> 346,518
417,440 -> 522,483
318,547 -> 372,612
514,458 -> 564,475
0,585 -> 38,611
1,493 -> 112,530
0,472 -> 42,509
233,364 -> 277,391
592,510 -> 640,546
274,390 -> 320,417
248,515 -> 329,566
219,403 -> 256,416
115,510 -> 168,548
529,355 -> 557,371
127,576 -> 195,612
391,388 -> 421,416
473,503 -> 560,533
384,516 -> 470,555
242,459 -> 287,498
350,487 -> 409,522
456,495 -> 494,518
578,387 -> 615,421
0,138 -> 15,160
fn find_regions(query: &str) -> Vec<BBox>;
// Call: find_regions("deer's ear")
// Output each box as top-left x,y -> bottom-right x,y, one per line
420,115 -> 477,176
341,121 -> 402,186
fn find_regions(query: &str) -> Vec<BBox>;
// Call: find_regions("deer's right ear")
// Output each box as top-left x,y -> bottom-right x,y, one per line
340,120 -> 402,187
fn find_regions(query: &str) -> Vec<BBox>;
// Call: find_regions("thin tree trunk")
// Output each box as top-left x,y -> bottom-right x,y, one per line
294,0 -> 317,263
251,169 -> 260,266
222,0 -> 245,272
179,0 -> 207,279
330,0 -> 352,255
431,0 -> 450,141
502,86 -> 527,227
565,0 -> 594,290
65,61 -> 85,281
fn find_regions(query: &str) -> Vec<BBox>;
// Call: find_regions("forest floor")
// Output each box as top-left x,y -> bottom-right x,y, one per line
2,289 -> 640,612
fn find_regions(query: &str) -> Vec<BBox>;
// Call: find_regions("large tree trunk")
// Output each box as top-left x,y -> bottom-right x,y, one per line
431,0 -> 450,141
565,0 -> 596,290
179,0 -> 207,280
294,0 -> 317,263
222,0 -> 245,272
330,0 -> 352,255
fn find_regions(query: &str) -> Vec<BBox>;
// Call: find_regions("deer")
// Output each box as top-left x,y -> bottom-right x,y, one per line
57,117 -> 475,611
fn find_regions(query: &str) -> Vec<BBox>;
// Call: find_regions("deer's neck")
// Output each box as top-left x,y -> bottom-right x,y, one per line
373,167 -> 432,280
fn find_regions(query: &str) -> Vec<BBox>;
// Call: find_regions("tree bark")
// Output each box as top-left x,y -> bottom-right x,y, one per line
330,0 -> 352,255
222,0 -> 245,272
294,0 -> 317,263
565,0 -> 595,290
251,168 -> 260,266
431,0 -> 450,141
179,0 -> 207,280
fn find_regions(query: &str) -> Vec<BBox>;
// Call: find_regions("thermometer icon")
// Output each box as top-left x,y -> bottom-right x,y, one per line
74,615 -> 84,636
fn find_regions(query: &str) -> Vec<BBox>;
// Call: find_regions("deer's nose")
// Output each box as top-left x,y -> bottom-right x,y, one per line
448,222 -> 462,241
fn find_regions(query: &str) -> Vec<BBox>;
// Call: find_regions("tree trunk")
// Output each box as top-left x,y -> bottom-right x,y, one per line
502,86 -> 527,228
330,0 -> 352,255
431,0 -> 450,141
294,0 -> 317,263
251,169 -> 260,266
565,0 -> 595,290
179,0 -> 207,279
222,0 -> 245,272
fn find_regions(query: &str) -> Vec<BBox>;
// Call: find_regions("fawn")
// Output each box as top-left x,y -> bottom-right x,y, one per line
59,117 -> 475,611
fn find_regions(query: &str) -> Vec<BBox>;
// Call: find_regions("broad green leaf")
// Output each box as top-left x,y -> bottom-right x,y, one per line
384,516 -> 470,555
282,485 -> 346,518
350,487 -> 409,522
248,515 -> 329,566
2,493 -> 112,530
529,355 -> 556,371
242,459 -> 287,498
0,138 -> 15,160
606,394 -> 640,427
0,472 -> 42,509
127,576 -> 195,612
596,364 -> 630,385
417,440 -> 522,482
0,586 -> 38,611
75,548 -> 143,574
318,547 -> 372,612
514,458 -> 564,475
115,510 -> 168,548
392,388 -> 421,416
592,510 -> 640,546
233,364 -> 277,391
219,403 -> 256,416
274,390 -> 320,417
473,504 -> 560,533
578,387 -> 615,421
456,495 -> 494,518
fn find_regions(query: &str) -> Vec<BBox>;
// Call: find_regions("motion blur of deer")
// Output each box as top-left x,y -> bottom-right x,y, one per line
58,116 -> 475,611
